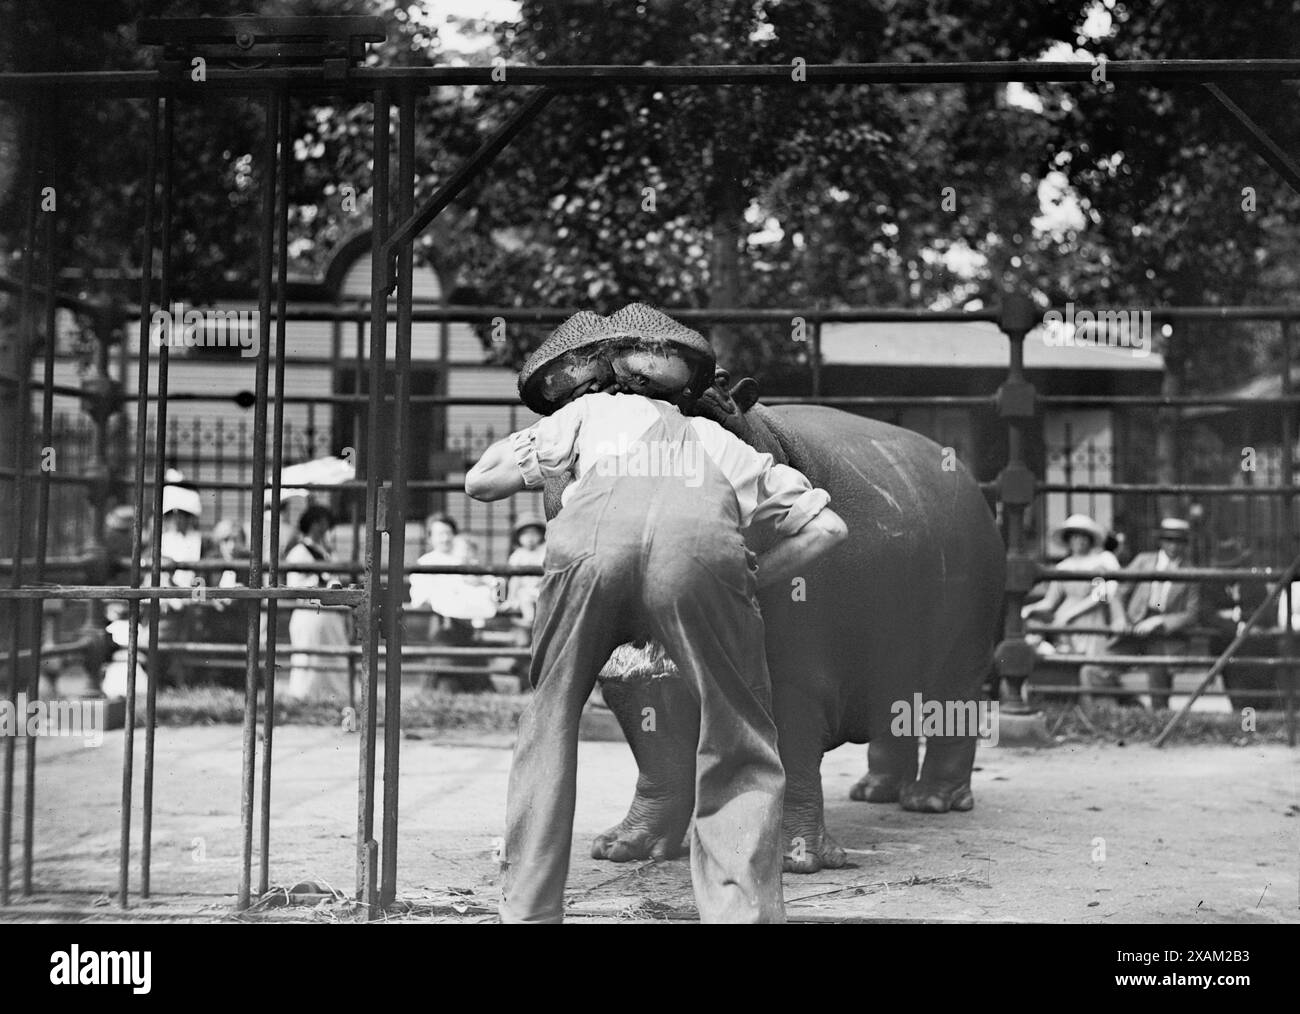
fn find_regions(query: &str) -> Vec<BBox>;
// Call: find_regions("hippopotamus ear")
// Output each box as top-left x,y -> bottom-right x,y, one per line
730,376 -> 760,413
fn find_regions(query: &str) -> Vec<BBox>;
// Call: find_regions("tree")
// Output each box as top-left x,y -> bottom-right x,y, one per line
457,0 -> 1094,373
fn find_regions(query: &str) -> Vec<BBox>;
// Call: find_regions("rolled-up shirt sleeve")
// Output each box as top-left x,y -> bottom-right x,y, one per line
753,462 -> 832,535
508,397 -> 586,488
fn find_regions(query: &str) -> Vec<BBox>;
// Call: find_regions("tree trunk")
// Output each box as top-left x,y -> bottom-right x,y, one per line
708,149 -> 744,369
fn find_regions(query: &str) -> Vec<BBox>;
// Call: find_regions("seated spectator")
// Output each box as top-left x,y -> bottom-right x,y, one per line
1203,538 -> 1276,712
154,482 -> 211,686
502,516 -> 546,686
504,516 -> 547,626
283,505 -> 351,706
1081,517 -> 1200,709
198,521 -> 251,672
1022,513 -> 1127,664
408,513 -> 498,645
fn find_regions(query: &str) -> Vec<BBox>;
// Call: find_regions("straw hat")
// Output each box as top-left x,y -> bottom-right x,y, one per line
517,303 -> 715,416
1053,513 -> 1106,547
161,484 -> 201,518
1154,517 -> 1191,541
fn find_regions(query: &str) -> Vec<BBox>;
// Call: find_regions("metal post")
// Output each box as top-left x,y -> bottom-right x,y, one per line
993,293 -> 1041,714
119,90 -> 161,909
1280,320 -> 1297,744
2,99 -> 39,907
141,90 -> 175,898
24,95 -> 58,895
357,86 -> 389,915
237,89 -> 279,911
380,82 -> 415,909
259,84 -> 292,895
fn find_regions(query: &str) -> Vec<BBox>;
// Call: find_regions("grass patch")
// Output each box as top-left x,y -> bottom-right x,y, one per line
1039,700 -> 1295,745
149,686 -> 527,734
142,688 -> 1295,745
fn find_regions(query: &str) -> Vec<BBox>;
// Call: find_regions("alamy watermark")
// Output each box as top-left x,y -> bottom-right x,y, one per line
0,693 -> 105,747
890,693 -> 999,746
591,437 -> 703,487
1041,302 -> 1151,358
150,300 -> 259,358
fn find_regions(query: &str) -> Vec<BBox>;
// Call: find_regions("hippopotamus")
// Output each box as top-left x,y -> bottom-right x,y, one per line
544,372 -> 1007,873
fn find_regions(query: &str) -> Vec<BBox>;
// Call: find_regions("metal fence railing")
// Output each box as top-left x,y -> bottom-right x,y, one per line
4,17 -> 1300,918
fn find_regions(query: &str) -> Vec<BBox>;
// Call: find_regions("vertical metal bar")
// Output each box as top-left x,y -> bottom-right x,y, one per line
994,295 -> 1039,713
259,84 -> 292,896
141,90 -> 175,899
379,82 -> 415,910
357,86 -> 389,914
348,317 -> 362,707
119,89 -> 161,909
1281,320 -> 1297,745
352,317 -> 364,570
809,316 -> 822,398
237,90 -> 279,911
23,94 -> 57,895
2,99 -> 40,908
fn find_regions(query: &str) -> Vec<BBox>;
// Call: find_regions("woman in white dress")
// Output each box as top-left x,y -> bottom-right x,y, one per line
1023,513 -> 1128,660
407,513 -> 498,640
284,505 -> 351,705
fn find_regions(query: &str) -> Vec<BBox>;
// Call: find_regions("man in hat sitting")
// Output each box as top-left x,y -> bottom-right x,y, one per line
465,304 -> 847,924
1081,517 -> 1200,709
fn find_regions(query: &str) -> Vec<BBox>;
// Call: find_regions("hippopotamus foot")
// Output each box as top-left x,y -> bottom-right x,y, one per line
898,780 -> 974,813
593,673 -> 699,863
590,806 -> 691,857
782,822 -> 848,873
849,772 -> 904,802
591,789 -> 693,862
849,737 -> 919,802
900,736 -> 977,812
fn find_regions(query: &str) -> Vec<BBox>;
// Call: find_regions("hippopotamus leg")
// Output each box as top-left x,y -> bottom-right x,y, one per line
900,735 -> 976,812
764,632 -> 848,874
849,738 -> 920,803
897,633 -> 987,812
590,676 -> 697,862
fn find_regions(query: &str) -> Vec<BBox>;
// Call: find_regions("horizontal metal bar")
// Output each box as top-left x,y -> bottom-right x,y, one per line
1041,653 -> 1299,669
25,381 -> 90,398
0,556 -> 545,578
6,278 -> 1300,326
0,636 -> 105,665
0,586 -> 362,602
1036,482 -> 1296,496
6,59 -> 1300,96
1029,624 -> 1247,639
1027,681 -> 1297,699
1037,567 -> 1285,583
100,641 -> 531,659
1038,395 -> 1300,406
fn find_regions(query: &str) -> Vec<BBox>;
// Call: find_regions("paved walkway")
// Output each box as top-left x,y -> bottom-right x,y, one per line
4,726 -> 1298,922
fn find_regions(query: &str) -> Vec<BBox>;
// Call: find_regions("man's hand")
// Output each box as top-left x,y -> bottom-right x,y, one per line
1131,615 -> 1164,637
754,508 -> 847,590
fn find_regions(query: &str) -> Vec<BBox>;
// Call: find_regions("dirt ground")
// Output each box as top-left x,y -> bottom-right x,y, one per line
3,723 -> 1297,923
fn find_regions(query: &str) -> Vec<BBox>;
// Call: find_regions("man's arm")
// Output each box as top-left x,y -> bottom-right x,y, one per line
466,398 -> 587,502
1158,579 -> 1201,634
753,508 -> 847,589
465,437 -> 530,502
